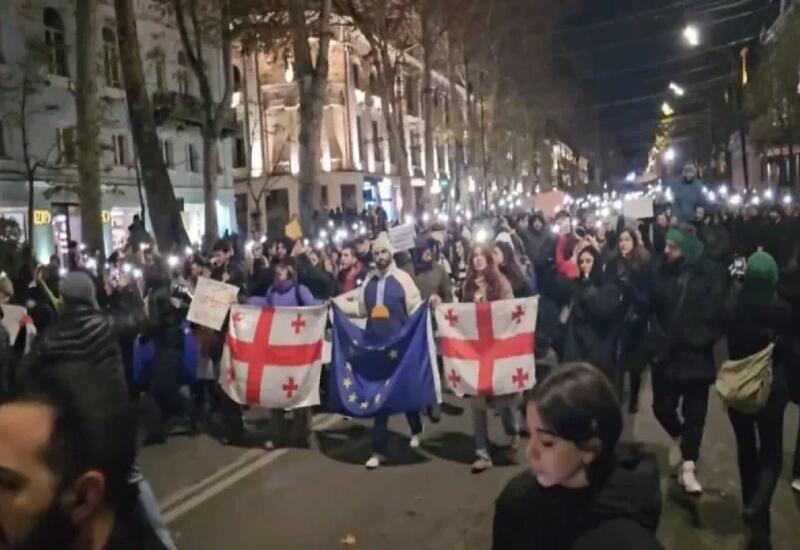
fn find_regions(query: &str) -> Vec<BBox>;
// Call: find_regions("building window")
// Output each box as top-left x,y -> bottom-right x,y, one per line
161,138 -> 174,168
57,127 -> 76,165
372,120 -> 382,163
0,120 -> 7,158
154,51 -> 167,91
44,8 -> 68,77
112,134 -> 128,166
410,132 -> 421,168
176,71 -> 190,95
232,65 -> 242,93
102,27 -> 120,87
186,143 -> 199,172
233,132 -> 246,168
356,116 -> 365,166
352,63 -> 360,89
177,51 -> 188,67
437,143 -> 447,173
405,75 -> 417,116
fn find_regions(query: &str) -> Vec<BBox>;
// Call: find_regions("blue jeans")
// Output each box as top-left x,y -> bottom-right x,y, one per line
372,412 -> 422,456
470,397 -> 521,461
130,466 -> 177,550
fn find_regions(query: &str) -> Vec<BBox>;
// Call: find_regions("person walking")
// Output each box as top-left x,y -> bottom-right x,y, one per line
650,224 -> 727,495
722,251 -> 793,549
334,232 -> 424,469
461,245 -> 522,473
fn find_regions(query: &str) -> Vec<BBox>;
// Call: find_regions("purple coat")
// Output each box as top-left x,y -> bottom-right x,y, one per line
262,282 -> 320,307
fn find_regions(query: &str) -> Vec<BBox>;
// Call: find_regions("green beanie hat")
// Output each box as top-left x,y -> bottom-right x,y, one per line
745,251 -> 778,288
665,226 -> 703,264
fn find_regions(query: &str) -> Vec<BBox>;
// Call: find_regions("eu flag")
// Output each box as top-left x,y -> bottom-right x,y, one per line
328,302 -> 441,418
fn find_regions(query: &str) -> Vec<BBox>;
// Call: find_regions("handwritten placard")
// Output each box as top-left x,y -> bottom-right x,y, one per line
186,277 -> 240,331
623,197 -> 654,219
388,223 -> 416,251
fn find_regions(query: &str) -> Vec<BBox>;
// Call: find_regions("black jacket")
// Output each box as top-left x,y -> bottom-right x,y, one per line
0,318 -> 12,400
723,287 -> 795,407
650,256 -> 727,383
24,292 -> 145,382
493,444 -> 662,550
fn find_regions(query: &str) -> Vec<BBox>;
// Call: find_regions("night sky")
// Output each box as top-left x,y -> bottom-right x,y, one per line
553,0 -> 781,177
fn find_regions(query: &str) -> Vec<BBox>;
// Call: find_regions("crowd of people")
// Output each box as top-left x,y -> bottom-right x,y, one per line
1,164 -> 800,548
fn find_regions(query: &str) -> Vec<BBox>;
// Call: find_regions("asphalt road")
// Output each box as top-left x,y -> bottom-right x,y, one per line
140,377 -> 800,550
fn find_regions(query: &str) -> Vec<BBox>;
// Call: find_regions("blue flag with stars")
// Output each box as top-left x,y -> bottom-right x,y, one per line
328,302 -> 441,418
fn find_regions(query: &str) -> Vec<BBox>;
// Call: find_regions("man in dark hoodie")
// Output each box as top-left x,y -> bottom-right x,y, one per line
413,238 -> 453,307
518,212 -> 553,267
650,224 -> 727,496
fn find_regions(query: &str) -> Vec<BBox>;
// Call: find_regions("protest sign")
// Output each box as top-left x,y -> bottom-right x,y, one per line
535,190 -> 565,217
186,277 -> 239,330
388,223 -> 416,251
623,197 -> 654,219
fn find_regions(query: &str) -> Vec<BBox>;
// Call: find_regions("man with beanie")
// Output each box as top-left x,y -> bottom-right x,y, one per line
650,224 -> 727,495
334,232 -> 424,469
413,237 -> 453,308
722,250 -> 793,548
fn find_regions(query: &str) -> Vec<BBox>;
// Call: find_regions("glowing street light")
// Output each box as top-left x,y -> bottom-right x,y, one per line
683,25 -> 700,47
661,102 -> 675,117
663,147 -> 676,163
669,82 -> 686,97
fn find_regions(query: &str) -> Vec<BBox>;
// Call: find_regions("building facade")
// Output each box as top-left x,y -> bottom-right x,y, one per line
232,25 -> 466,238
0,0 -> 236,263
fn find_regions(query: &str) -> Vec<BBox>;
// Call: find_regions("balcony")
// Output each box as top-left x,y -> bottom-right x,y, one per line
152,91 -> 239,137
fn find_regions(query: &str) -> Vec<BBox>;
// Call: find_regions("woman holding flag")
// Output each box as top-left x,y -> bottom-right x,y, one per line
462,245 -> 522,473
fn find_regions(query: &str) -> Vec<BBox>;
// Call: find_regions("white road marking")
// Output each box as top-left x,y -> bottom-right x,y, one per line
161,413 -> 342,524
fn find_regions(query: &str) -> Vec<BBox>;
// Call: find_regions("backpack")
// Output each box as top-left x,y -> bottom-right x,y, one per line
715,342 -> 774,414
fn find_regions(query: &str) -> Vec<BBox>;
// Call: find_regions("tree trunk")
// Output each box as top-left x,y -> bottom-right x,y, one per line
75,0 -> 104,253
202,132 -> 220,245
297,83 -> 324,234
114,0 -> 189,251
421,8 -> 435,211
446,33 -> 465,208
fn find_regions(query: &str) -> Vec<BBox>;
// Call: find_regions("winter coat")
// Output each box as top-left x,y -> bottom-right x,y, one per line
606,253 -> 653,373
336,262 -> 367,295
561,277 -> 622,384
667,179 -> 706,223
264,281 -> 319,307
492,443 -> 662,550
723,287 -> 795,408
650,255 -> 727,383
145,284 -> 186,351
414,262 -> 454,303
295,255 -> 336,300
23,287 -> 145,382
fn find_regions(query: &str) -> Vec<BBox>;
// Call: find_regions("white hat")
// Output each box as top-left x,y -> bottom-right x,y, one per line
495,231 -> 513,246
372,231 -> 395,255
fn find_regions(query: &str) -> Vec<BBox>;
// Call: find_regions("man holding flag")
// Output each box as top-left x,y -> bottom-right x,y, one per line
333,232 -> 436,469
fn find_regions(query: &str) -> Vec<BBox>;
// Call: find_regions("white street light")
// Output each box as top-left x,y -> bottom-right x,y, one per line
661,102 -> 675,117
669,82 -> 686,97
663,147 -> 676,163
683,25 -> 700,47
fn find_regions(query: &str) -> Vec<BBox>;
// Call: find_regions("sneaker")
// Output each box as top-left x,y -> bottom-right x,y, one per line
409,435 -> 421,449
791,478 -> 800,493
264,440 -> 276,451
677,461 -> 703,495
365,454 -> 382,469
471,457 -> 493,474
668,438 -> 682,469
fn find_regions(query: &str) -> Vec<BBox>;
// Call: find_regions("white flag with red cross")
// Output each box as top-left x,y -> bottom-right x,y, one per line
220,304 -> 327,409
436,297 -> 538,397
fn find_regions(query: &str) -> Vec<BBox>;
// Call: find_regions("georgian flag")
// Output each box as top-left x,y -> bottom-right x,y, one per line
220,304 -> 327,409
435,297 -> 538,397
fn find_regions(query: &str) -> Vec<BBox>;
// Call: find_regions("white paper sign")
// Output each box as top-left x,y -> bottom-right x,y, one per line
389,223 -> 416,251
623,197 -> 654,219
1,304 -> 26,344
186,277 -> 240,331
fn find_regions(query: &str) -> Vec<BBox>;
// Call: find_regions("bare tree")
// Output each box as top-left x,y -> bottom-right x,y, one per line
114,0 -> 190,251
168,0 -> 234,246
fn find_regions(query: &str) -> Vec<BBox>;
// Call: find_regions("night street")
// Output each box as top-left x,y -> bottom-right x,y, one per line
141,380 -> 800,550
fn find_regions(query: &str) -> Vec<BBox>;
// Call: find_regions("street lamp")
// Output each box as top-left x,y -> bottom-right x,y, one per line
663,147 -> 676,163
669,82 -> 686,97
661,101 -> 675,117
683,24 -> 700,47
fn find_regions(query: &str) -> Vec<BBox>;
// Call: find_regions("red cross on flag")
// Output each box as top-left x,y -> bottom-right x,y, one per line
435,297 -> 538,397
221,304 -> 327,409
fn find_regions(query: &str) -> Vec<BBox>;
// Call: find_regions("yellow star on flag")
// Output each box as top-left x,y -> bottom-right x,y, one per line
348,393 -> 358,403
343,377 -> 352,389
360,401 -> 369,410
388,349 -> 398,361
